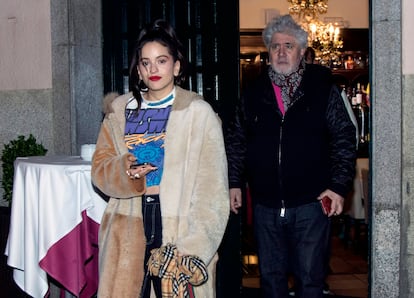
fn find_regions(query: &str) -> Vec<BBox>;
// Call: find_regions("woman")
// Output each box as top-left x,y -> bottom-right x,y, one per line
91,19 -> 229,298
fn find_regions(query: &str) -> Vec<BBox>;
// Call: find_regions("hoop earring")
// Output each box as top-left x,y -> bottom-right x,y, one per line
138,79 -> 148,92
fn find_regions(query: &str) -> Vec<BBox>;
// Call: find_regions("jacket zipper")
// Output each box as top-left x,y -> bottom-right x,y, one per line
277,89 -> 303,217
280,200 -> 286,217
279,116 -> 285,217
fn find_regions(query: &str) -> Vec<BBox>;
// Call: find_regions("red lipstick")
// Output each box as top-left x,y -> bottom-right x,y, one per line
149,76 -> 161,81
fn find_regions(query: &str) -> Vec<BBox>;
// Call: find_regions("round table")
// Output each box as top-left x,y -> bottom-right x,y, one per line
5,156 -> 107,298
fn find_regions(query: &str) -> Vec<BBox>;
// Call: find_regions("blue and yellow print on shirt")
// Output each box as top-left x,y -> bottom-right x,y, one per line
124,92 -> 174,187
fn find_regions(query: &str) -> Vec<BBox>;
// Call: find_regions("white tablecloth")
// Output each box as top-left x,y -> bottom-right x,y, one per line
4,156 -> 107,298
344,158 -> 369,220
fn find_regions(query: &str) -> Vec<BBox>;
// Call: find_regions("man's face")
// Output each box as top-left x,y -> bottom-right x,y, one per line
268,32 -> 305,75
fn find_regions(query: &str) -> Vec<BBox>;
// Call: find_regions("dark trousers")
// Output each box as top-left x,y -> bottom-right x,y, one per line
254,201 -> 330,298
141,195 -> 162,298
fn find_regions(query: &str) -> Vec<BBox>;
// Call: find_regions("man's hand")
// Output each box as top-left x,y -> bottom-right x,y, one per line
318,189 -> 345,217
230,188 -> 242,214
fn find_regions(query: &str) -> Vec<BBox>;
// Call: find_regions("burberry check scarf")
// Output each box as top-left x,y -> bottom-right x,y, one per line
147,243 -> 208,298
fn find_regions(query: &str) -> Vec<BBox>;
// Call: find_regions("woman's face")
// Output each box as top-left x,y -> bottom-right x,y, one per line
268,32 -> 305,75
137,41 -> 180,100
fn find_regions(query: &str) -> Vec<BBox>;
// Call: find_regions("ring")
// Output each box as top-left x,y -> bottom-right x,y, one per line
134,173 -> 140,179
334,212 -> 337,216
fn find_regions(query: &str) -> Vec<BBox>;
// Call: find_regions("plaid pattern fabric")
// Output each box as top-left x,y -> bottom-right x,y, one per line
147,243 -> 208,298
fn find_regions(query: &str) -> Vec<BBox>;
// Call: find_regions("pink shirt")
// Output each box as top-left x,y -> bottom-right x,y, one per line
272,82 -> 285,115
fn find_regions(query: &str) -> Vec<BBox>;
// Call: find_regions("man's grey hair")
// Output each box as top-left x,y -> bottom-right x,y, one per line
262,14 -> 308,50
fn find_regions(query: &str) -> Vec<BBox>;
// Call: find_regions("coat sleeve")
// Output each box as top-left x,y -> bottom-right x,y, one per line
91,116 -> 146,199
326,85 -> 358,197
223,96 -> 247,189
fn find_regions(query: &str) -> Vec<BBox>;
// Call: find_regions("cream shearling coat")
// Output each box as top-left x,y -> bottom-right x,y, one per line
91,86 -> 230,297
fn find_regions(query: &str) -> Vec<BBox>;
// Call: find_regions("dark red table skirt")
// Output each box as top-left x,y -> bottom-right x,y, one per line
39,210 -> 99,297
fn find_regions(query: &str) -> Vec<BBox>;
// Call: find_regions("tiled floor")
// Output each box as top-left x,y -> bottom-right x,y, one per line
242,216 -> 369,298
325,235 -> 369,297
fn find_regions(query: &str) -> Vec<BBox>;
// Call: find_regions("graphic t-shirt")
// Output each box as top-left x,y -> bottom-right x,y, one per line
124,90 -> 174,187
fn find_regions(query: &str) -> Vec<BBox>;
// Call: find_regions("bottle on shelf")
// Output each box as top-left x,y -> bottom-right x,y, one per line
356,83 -> 363,105
364,83 -> 370,107
356,55 -> 365,69
350,86 -> 358,113
345,56 -> 355,70
353,83 -> 369,157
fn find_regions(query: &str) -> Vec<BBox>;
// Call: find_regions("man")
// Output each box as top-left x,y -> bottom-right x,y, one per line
225,15 -> 357,298
304,46 -> 316,64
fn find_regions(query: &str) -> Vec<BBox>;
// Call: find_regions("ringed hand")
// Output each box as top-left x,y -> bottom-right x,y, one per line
318,189 -> 345,217
126,163 -> 157,180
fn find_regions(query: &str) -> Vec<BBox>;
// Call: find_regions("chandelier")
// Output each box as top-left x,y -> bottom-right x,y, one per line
288,0 -> 343,67
288,0 -> 328,21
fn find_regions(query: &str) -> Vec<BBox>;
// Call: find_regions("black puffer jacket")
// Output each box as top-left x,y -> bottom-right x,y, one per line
225,64 -> 357,209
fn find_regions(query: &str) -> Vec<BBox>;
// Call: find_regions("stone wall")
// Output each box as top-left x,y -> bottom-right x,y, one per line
0,0 -> 103,206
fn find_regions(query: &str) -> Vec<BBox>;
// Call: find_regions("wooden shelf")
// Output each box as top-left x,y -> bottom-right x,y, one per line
332,69 -> 369,87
